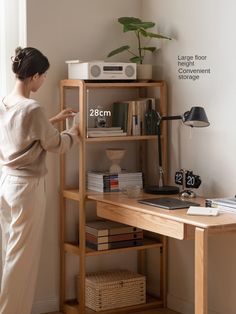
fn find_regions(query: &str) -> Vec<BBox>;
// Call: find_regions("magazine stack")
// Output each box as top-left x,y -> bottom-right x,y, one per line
87,127 -> 127,138
205,196 -> 236,213
87,171 -> 143,192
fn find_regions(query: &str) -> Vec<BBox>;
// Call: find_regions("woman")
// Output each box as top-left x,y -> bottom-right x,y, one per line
0,47 -> 79,314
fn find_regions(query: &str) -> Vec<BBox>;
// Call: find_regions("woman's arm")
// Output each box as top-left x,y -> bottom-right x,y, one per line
29,105 -> 80,153
49,108 -> 77,125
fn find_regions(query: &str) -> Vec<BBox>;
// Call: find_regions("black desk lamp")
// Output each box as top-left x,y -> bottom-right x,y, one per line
145,106 -> 210,194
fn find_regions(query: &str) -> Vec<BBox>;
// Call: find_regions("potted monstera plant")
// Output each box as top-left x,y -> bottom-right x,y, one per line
107,17 -> 171,81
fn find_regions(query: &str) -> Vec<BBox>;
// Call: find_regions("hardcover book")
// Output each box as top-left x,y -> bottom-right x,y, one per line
86,231 -> 143,244
86,239 -> 143,251
85,220 -> 142,237
112,102 -> 129,132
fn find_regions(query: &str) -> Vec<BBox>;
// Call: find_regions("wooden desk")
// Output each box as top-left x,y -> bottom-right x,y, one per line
87,192 -> 236,314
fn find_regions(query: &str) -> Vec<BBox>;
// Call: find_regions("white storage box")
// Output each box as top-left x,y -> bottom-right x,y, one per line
78,269 -> 146,311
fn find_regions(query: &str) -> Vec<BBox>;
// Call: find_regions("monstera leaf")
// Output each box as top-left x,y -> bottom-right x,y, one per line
107,16 -> 171,64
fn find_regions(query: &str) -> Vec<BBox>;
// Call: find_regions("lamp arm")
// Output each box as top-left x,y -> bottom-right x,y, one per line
161,115 -> 183,121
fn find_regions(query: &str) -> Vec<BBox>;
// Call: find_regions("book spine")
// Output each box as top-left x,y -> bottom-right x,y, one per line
85,226 -> 108,237
109,174 -> 119,191
111,102 -> 129,132
86,240 -> 143,251
206,202 -> 236,213
86,225 -> 142,237
86,231 -> 143,244
132,114 -> 141,136
206,199 -> 236,209
108,239 -> 143,249
86,241 -> 108,251
109,226 -> 142,235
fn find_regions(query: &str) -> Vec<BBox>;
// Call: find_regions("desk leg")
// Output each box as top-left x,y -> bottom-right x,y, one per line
195,227 -> 208,314
160,236 -> 168,307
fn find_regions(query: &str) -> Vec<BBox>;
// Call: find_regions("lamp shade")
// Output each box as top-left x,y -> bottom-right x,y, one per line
183,106 -> 210,127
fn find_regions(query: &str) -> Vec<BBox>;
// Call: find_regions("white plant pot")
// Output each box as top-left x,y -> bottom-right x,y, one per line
137,64 -> 152,81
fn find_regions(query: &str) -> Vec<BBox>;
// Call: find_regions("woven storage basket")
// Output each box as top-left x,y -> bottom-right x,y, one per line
84,269 -> 146,312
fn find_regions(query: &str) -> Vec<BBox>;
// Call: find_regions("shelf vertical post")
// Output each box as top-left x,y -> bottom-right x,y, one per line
78,81 -> 87,312
59,82 -> 66,311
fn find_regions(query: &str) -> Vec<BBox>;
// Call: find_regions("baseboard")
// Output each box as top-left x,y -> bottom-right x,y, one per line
167,293 -> 220,314
167,293 -> 194,314
31,296 -> 59,314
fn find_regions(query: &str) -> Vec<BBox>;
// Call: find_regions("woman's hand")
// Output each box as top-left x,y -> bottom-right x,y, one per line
49,108 -> 77,125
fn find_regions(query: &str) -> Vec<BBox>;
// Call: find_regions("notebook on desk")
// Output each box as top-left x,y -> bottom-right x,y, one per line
138,197 -> 200,210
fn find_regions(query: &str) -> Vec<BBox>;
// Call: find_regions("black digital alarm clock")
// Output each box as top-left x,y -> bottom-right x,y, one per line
175,169 -> 201,198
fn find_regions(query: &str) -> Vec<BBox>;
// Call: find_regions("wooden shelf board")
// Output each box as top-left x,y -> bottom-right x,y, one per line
137,309 -> 181,314
48,311 -> 179,314
60,80 -> 165,89
85,135 -> 158,142
64,295 -> 167,314
86,238 -> 162,256
64,243 -> 80,255
64,239 -> 162,256
62,189 -> 80,201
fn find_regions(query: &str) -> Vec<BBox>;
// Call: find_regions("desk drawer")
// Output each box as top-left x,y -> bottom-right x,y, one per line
96,202 -> 185,240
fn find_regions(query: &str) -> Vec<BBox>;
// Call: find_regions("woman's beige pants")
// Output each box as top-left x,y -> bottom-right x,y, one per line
0,174 -> 46,314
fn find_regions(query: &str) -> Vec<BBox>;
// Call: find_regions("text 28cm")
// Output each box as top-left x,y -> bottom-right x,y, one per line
89,109 -> 111,117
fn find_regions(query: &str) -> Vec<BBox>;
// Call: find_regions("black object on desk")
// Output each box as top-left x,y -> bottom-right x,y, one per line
145,106 -> 210,195
138,197 -> 200,210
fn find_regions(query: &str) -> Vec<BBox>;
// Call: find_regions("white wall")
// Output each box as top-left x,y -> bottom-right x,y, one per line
143,1 -> 236,314
26,1 -> 142,312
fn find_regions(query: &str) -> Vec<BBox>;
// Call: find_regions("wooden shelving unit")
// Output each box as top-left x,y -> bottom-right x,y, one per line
59,80 -> 169,314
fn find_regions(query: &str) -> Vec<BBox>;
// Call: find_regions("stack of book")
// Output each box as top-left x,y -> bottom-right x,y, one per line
205,196 -> 236,213
87,127 -> 127,138
112,98 -> 157,136
86,220 -> 143,251
87,171 -> 119,192
87,171 -> 143,192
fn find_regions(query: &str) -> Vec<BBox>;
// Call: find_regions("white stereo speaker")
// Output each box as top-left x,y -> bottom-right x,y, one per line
66,60 -> 136,80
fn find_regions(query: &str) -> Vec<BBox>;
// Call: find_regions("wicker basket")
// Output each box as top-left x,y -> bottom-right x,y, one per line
82,269 -> 146,312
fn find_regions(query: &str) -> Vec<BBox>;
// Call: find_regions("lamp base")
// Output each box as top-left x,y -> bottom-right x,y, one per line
145,185 -> 179,195
180,189 -> 196,198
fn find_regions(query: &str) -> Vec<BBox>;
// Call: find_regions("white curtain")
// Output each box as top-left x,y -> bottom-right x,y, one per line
0,0 -> 26,277
0,0 -> 26,98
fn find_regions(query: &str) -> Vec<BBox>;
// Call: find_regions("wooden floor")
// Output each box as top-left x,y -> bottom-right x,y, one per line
46,309 -> 180,314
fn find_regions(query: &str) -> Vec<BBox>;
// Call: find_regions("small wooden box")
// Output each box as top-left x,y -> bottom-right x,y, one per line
81,269 -> 146,311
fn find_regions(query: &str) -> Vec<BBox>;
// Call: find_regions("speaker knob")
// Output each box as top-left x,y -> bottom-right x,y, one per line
90,65 -> 101,78
125,65 -> 135,78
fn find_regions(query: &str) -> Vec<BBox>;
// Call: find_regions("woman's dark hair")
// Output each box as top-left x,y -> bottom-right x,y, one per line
12,47 -> 50,80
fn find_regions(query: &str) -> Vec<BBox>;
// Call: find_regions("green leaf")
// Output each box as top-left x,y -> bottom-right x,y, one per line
139,28 -> 149,37
141,47 -> 157,52
130,22 -> 155,29
122,23 -> 156,33
123,24 -> 140,32
118,17 -> 155,32
118,17 -> 141,25
130,56 -> 143,64
146,31 -> 171,40
107,45 -> 130,58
